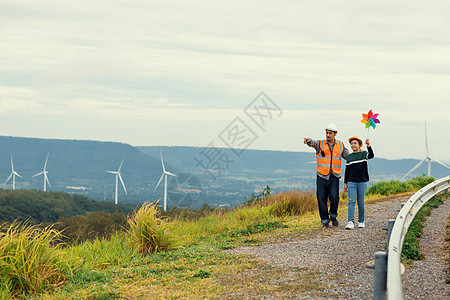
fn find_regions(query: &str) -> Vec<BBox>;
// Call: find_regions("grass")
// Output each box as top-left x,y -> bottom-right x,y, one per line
446,214 -> 450,284
401,194 -> 446,262
366,175 -> 435,196
41,189 -> 320,299
127,202 -> 176,255
1,176 -> 442,299
0,221 -> 72,299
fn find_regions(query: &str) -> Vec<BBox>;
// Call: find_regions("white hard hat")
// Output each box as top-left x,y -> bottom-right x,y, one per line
325,123 -> 338,132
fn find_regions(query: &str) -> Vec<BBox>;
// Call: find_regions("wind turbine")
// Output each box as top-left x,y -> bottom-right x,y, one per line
154,150 -> 177,211
403,121 -> 450,179
33,153 -> 51,191
106,158 -> 127,205
4,154 -> 22,190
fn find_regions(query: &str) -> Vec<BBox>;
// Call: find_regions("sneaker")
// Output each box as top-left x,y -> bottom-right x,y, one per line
345,221 -> 354,230
322,222 -> 329,228
358,222 -> 365,228
331,219 -> 339,227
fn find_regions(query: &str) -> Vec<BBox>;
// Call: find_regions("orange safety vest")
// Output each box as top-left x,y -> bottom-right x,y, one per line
316,140 -> 344,176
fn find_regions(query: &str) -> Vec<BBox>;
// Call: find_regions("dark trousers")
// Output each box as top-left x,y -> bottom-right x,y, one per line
316,175 -> 340,224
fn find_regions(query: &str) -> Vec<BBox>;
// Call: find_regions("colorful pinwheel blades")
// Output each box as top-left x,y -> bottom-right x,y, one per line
361,110 -> 380,129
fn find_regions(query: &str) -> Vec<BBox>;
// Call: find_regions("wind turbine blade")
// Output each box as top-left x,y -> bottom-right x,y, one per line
118,174 -> 127,194
33,171 -> 44,177
403,158 -> 427,179
15,172 -> 23,179
10,155 -> 14,171
165,171 -> 177,177
154,173 -> 165,192
44,153 -> 49,170
118,158 -> 125,172
429,157 -> 450,170
105,170 -> 116,174
160,150 -> 166,172
425,121 -> 429,156
45,174 -> 51,187
4,173 -> 12,185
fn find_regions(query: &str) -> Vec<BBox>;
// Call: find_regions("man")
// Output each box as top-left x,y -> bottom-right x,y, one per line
303,123 -> 349,228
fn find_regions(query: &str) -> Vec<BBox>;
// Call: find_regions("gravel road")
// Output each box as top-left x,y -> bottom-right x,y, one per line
226,196 -> 449,299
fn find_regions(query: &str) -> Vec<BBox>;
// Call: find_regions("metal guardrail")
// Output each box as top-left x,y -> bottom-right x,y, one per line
386,175 -> 450,299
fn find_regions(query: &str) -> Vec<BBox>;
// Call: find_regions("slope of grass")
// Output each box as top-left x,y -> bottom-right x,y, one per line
1,176 -> 442,299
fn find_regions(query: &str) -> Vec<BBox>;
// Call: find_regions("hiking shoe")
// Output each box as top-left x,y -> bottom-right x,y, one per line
331,219 -> 339,227
358,222 -> 365,228
345,221 -> 354,230
322,222 -> 329,228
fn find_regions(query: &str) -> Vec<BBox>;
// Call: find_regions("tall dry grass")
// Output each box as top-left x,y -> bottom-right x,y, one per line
127,202 -> 176,255
0,221 -> 71,297
259,190 -> 317,216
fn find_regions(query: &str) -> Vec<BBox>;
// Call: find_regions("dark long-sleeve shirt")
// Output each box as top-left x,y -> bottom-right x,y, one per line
344,146 -> 374,183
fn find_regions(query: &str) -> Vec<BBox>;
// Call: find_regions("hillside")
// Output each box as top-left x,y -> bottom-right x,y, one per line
2,177 -> 445,299
1,135 -> 448,210
0,136 -> 176,204
0,189 -> 136,224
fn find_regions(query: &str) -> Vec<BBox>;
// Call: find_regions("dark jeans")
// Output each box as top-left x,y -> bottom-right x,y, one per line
316,175 -> 340,224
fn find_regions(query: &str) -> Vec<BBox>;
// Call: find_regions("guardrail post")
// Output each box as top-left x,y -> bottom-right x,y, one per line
386,219 -> 395,248
373,251 -> 387,300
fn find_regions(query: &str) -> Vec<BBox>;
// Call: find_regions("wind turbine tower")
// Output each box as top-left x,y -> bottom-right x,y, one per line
106,158 -> 127,205
4,154 -> 22,190
403,121 -> 450,179
33,153 -> 51,191
154,150 -> 177,211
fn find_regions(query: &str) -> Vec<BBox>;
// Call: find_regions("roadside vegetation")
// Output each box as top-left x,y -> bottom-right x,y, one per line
0,175 -> 445,299
401,194 -> 445,263
366,175 -> 435,196
446,215 -> 450,284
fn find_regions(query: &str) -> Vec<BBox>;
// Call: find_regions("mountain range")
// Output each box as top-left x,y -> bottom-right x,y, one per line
1,135 -> 449,209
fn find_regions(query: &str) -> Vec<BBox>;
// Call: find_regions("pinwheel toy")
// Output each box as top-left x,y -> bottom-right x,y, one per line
361,110 -> 380,137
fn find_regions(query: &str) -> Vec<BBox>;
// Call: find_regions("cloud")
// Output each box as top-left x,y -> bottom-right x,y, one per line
0,1 -> 449,160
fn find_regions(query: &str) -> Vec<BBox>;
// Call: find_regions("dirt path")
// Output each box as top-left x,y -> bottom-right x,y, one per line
226,196 -> 449,299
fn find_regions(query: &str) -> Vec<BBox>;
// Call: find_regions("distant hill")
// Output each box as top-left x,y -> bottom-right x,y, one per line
1,136 -> 448,209
137,146 -> 450,180
0,189 -> 136,224
0,136 -> 176,204
138,145 -> 450,207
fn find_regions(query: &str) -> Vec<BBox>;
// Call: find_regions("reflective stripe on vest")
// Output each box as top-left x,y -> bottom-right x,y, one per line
316,140 -> 343,175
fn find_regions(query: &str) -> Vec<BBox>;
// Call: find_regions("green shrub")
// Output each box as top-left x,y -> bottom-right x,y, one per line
367,175 -> 435,196
243,186 -> 272,205
54,211 -> 128,245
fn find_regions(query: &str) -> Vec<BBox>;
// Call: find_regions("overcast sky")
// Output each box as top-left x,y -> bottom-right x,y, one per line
1,1 -> 450,163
